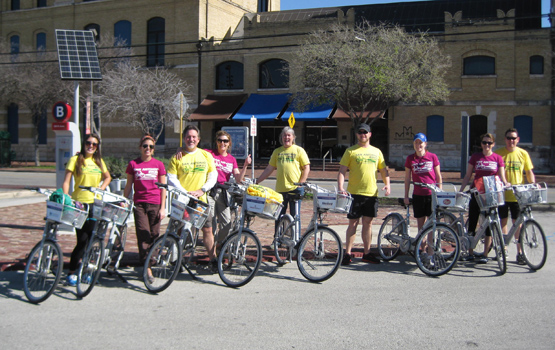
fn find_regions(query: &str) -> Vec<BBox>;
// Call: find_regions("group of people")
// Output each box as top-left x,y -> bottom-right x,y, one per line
60,123 -> 535,285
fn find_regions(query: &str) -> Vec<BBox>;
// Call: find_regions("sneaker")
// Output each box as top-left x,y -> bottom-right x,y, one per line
361,253 -> 381,264
516,254 -> 527,265
476,256 -> 489,264
200,260 -> 218,274
341,253 -> 352,266
460,254 -> 475,262
66,274 -> 77,287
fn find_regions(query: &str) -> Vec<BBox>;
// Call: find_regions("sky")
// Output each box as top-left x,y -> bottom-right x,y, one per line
280,0 -> 551,28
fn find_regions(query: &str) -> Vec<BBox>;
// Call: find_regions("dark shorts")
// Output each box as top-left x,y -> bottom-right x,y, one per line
347,195 -> 378,219
412,194 -> 432,218
498,202 -> 520,220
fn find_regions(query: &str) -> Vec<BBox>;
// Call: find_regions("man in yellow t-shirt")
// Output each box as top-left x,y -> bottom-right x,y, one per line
494,128 -> 535,265
168,125 -> 218,267
338,123 -> 390,265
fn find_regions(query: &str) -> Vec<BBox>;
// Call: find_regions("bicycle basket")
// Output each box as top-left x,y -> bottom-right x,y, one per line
245,195 -> 283,220
93,199 -> 132,225
475,190 -> 505,210
46,200 -> 88,228
170,196 -> 209,229
513,182 -> 548,207
437,192 -> 470,212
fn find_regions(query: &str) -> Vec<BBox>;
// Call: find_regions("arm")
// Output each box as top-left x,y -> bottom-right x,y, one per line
404,167 -> 411,205
379,166 -> 391,196
434,164 -> 443,191
299,164 -> 310,184
62,170 -> 73,195
159,174 -> 167,219
189,169 -> 218,199
123,173 -> 134,199
498,166 -> 509,187
459,164 -> 474,192
167,173 -> 187,193
525,169 -> 535,184
337,165 -> 348,193
234,154 -> 251,183
256,164 -> 276,184
99,171 -> 112,191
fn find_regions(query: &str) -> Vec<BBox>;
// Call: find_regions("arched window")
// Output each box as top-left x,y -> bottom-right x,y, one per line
10,35 -> 20,55
114,20 -> 132,46
147,17 -> 165,67
463,56 -> 495,75
530,55 -> 544,75
469,115 -> 487,154
216,61 -> 244,90
37,0 -> 47,7
36,32 -> 46,51
11,0 -> 20,11
258,0 -> 269,12
259,59 -> 288,89
8,104 -> 19,144
84,23 -> 100,42
38,110 -> 47,145
426,115 -> 444,142
514,115 -> 533,143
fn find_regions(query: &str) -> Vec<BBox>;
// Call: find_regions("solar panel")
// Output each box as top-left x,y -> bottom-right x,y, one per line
55,29 -> 102,80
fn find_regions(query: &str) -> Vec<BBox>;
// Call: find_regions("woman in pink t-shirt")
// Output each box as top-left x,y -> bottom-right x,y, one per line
459,133 -> 508,263
404,133 -> 442,231
206,130 -> 250,243
123,135 -> 166,283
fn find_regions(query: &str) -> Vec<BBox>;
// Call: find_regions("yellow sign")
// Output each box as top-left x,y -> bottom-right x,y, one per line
288,112 -> 295,128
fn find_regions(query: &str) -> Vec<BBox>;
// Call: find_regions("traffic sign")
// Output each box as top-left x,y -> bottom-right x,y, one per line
52,101 -> 72,123
250,116 -> 257,137
288,112 -> 295,128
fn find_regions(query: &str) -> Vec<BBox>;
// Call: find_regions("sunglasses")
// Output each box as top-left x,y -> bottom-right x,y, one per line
217,139 -> 230,143
142,144 -> 155,149
506,137 -> 517,141
85,141 -> 98,147
481,141 -> 493,145
357,130 -> 369,135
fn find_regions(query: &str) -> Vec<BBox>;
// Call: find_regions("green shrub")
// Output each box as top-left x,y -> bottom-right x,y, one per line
103,156 -> 128,179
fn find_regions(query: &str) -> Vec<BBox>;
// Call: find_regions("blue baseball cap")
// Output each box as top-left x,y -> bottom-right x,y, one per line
414,133 -> 427,142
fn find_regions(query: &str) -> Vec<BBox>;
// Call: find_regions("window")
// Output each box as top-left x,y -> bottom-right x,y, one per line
147,17 -> 165,67
114,20 -> 132,46
38,110 -> 47,145
463,56 -> 495,75
530,55 -> 544,75
8,104 -> 19,144
36,32 -> 46,52
514,115 -> 533,143
258,0 -> 269,12
259,59 -> 289,89
10,35 -> 20,55
37,0 -> 47,7
426,115 -> 444,142
216,61 -> 244,90
11,0 -> 20,11
84,24 -> 100,42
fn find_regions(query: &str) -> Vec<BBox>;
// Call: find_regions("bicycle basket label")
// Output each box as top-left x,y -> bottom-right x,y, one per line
317,194 -> 336,209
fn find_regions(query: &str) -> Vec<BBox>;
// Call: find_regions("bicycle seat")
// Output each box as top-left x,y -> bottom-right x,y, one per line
397,198 -> 412,207
288,192 -> 304,201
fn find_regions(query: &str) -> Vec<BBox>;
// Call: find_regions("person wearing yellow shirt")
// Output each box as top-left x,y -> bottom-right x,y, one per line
257,127 -> 310,229
338,123 -> 390,265
494,128 -> 535,265
167,125 -> 218,271
62,133 -> 111,286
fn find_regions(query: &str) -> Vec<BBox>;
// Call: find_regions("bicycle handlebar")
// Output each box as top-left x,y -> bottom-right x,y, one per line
155,182 -> 208,207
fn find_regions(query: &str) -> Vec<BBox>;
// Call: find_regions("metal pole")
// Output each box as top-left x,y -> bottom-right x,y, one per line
74,81 -> 80,127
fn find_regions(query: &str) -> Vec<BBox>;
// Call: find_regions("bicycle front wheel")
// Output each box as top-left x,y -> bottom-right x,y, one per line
377,213 -> 404,261
415,224 -> 460,277
144,235 -> 183,293
297,227 -> 343,283
76,237 -> 105,298
491,223 -> 507,275
23,240 -> 63,304
274,214 -> 294,265
218,230 -> 262,287
520,220 -> 547,271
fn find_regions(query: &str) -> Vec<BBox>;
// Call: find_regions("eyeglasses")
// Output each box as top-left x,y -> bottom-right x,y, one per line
142,144 -> 155,149
217,139 -> 230,143
481,141 -> 493,145
85,141 -> 98,147
357,130 -> 369,135
506,137 -> 517,141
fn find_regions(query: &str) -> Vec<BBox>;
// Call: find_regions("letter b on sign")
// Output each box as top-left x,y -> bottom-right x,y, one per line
52,102 -> 72,123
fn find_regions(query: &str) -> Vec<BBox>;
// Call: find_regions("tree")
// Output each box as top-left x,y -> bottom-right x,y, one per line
94,60 -> 191,141
293,22 -> 451,128
0,40 -> 72,165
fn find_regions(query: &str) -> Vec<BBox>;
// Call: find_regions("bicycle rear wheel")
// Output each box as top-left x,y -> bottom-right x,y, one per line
297,227 -> 343,282
274,214 -> 294,265
520,219 -> 547,271
218,230 -> 262,287
415,224 -> 460,277
23,240 -> 63,304
76,237 -> 105,298
377,213 -> 404,261
491,223 -> 507,275
144,235 -> 182,293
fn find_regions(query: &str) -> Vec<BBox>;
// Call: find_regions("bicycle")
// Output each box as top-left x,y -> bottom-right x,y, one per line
75,186 -> 132,297
442,182 -> 548,271
216,181 -> 277,287
143,183 -> 209,293
273,182 -> 345,282
377,182 -> 463,276
23,188 -> 89,303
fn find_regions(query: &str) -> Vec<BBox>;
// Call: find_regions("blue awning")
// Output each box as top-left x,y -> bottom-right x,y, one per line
232,93 -> 291,121
284,102 -> 335,121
